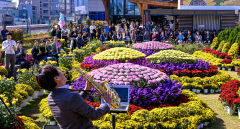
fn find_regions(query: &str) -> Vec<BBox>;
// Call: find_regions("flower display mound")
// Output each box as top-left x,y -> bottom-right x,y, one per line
133,41 -> 173,50
219,80 -> 240,109
90,63 -> 168,87
92,47 -> 146,61
133,41 -> 173,56
147,50 -> 198,64
93,90 -> 215,129
170,70 -> 232,90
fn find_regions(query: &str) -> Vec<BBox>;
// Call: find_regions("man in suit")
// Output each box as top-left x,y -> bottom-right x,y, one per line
36,65 -> 112,129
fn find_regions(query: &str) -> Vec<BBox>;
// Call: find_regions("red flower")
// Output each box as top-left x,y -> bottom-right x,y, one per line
99,47 -> 106,50
221,59 -> 232,64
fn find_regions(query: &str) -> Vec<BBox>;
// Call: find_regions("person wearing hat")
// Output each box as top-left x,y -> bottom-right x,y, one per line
2,33 -> 16,77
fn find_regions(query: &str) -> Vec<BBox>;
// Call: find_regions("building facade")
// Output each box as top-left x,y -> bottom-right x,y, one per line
102,0 -> 178,22
19,0 -> 74,24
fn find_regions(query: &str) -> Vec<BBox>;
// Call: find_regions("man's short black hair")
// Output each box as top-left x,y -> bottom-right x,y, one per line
36,65 -> 59,91
6,32 -> 12,36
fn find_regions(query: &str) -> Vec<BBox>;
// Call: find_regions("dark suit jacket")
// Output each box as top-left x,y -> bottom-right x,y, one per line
48,88 -> 110,129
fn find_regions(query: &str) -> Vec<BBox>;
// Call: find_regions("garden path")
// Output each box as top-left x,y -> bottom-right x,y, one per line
197,71 -> 240,129
198,94 -> 240,129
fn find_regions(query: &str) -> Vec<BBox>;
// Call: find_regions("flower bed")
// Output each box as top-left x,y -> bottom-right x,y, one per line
172,65 -> 218,77
133,41 -> 173,50
202,49 -> 232,59
170,70 -> 233,91
93,47 -> 146,61
193,51 -> 240,69
92,90 -> 214,129
132,41 -> 173,56
147,50 -> 198,64
90,63 -> 168,87
219,80 -> 240,111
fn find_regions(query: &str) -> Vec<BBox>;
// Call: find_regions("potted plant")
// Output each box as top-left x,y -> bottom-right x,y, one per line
204,85 -> 211,94
235,65 -> 239,72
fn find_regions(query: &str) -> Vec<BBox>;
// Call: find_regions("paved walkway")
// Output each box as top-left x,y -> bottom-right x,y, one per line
197,71 -> 240,129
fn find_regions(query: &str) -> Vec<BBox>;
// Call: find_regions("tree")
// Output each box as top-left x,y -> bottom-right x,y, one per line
68,20 -> 73,30
77,18 -> 81,25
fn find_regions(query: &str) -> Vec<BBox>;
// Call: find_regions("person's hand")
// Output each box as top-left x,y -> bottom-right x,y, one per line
84,75 -> 94,91
103,89 -> 112,104
6,44 -> 10,48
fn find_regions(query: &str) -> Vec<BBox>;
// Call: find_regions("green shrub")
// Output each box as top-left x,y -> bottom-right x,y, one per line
17,69 -> 41,91
59,56 -> 73,69
173,43 -> 208,54
227,26 -> 240,45
218,28 -> 231,43
0,67 -> 8,77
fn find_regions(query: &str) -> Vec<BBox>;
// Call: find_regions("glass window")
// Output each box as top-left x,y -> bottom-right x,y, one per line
110,0 -> 124,15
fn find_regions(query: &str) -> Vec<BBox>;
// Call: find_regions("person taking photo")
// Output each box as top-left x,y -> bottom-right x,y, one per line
2,33 -> 16,77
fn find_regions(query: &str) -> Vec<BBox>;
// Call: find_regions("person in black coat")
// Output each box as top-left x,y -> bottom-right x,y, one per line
16,40 -> 26,64
76,33 -> 85,49
51,27 -> 56,37
56,25 -> 62,39
31,40 -> 40,64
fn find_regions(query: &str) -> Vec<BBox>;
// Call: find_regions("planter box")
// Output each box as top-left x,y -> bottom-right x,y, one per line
238,108 -> 240,119
222,68 -> 226,71
192,89 -> 196,93
224,106 -> 228,111
33,91 -> 39,99
186,89 -> 190,91
196,89 -> 201,94
49,121 -> 56,125
20,99 -> 28,107
210,89 -> 214,94
235,67 -> 239,72
204,122 -> 209,126
226,106 -> 234,115
200,124 -> 204,128
39,90 -> 44,96
204,89 -> 208,94
218,67 -> 221,70
228,68 -> 232,71
27,96 -> 33,102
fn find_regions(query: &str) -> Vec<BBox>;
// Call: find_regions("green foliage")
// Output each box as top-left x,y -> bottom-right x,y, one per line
217,41 -> 226,51
0,77 -> 16,100
222,42 -> 231,53
173,43 -> 208,54
228,43 -> 239,58
227,26 -> 240,45
218,28 -> 231,43
85,18 -> 91,26
17,69 -> 41,91
50,21 -> 58,30
68,20 -> 73,31
0,29 -> 24,42
0,67 -> 8,77
235,32 -> 240,45
77,18 -> 81,25
73,41 -> 125,62
59,56 -> 73,69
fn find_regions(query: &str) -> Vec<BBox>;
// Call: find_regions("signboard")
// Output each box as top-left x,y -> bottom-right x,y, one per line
179,0 -> 240,10
75,6 -> 87,14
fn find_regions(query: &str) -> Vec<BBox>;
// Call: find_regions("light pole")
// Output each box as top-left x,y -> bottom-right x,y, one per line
64,0 -> 67,22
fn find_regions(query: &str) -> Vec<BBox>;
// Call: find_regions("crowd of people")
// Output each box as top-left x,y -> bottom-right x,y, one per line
0,20 -> 218,78
50,21 -> 217,51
